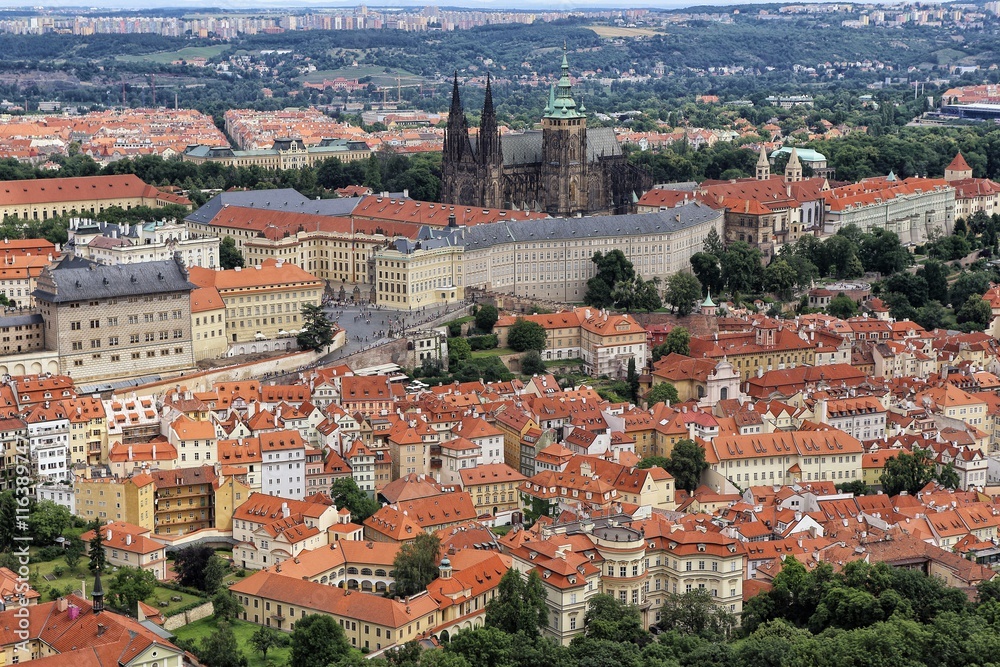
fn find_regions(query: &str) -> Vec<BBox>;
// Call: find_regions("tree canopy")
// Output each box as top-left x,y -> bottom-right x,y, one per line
507,318 -> 547,352
393,532 -> 441,597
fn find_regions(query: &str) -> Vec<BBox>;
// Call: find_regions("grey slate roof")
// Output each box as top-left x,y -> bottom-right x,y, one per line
185,189 -> 364,225
472,127 -> 623,167
462,201 -> 722,252
0,313 -> 43,327
33,256 -> 195,303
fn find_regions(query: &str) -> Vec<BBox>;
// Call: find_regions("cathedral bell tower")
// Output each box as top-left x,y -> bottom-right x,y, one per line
541,46 -> 588,218
441,72 -> 475,205
477,73 -> 503,208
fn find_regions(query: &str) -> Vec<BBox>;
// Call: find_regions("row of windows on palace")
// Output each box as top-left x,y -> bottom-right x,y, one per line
7,202 -> 139,220
59,294 -> 186,308
69,347 -> 188,367
69,311 -> 185,328
69,331 -> 186,348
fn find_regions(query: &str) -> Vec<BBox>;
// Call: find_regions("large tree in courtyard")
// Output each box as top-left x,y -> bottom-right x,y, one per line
297,304 -> 335,351
507,318 -> 547,352
666,438 -> 709,493
393,532 -> 441,597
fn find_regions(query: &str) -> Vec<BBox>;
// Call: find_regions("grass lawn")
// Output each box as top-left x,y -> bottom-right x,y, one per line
298,66 -> 421,86
588,25 -> 660,38
174,616 -> 292,667
470,347 -> 516,359
29,551 -> 205,616
149,586 -> 205,616
31,555 -> 87,599
118,45 -> 228,64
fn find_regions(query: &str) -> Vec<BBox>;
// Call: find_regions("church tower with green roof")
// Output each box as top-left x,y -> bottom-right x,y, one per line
541,46 -> 590,217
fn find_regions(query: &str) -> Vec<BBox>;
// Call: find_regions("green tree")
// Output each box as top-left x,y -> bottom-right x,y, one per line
250,625 -> 286,662
657,588 -> 735,638
827,293 -> 858,319
212,588 -> 242,620
219,236 -> 244,269
445,627 -> 512,667
703,227 -> 724,258
28,500 -> 72,546
297,304 -> 335,351
627,357 -> 640,403
917,260 -> 949,304
520,350 -> 546,376
88,520 -> 107,574
203,554 -> 227,593
198,622 -> 247,667
880,450 -> 936,496
507,318 -> 547,352
858,228 -> 911,276
936,463 -> 961,490
364,155 -> 384,191
957,294 -> 992,331
475,304 -> 499,333
764,259 -> 797,301
173,545 -> 217,591
664,326 -> 690,356
449,337 -> 472,363
647,382 -> 679,406
393,532 -> 441,597
582,594 -> 646,643
453,356 -> 514,383
585,250 -> 635,308
632,277 -> 663,312
63,538 -> 84,572
721,241 -> 765,293
330,477 -> 379,522
637,456 -> 670,470
420,649 -> 471,667
836,480 -> 870,496
690,252 -> 723,296
291,613 -> 350,667
665,271 -> 702,316
485,568 -> 548,636
665,438 -> 709,493
949,271 -> 991,308
915,301 -> 949,331
107,566 -> 156,616
884,273 -> 929,309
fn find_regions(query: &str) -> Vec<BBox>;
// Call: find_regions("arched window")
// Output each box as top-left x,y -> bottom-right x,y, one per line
721,387 -> 729,400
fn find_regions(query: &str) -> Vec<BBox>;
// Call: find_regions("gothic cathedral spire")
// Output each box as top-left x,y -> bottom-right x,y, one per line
444,71 -> 470,162
478,72 -> 500,167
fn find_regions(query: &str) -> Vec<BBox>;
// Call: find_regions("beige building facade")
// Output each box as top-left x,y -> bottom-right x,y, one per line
189,259 -> 323,344
461,202 -> 724,302
33,256 -> 197,384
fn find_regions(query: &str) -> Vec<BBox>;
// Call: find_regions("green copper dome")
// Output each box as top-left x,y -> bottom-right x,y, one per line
543,46 -> 586,120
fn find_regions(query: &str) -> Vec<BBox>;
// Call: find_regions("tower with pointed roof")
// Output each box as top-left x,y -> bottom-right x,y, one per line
784,147 -> 802,182
476,73 -> 504,207
541,46 -> 590,216
945,152 -> 973,182
440,49 -> 651,216
92,571 -> 105,614
756,145 -> 770,181
441,72 -> 476,205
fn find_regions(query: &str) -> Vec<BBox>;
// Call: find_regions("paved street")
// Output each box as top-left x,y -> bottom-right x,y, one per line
317,301 -> 470,365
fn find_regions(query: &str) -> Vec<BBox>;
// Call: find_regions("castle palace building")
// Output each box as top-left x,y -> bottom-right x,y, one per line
441,50 -> 650,217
